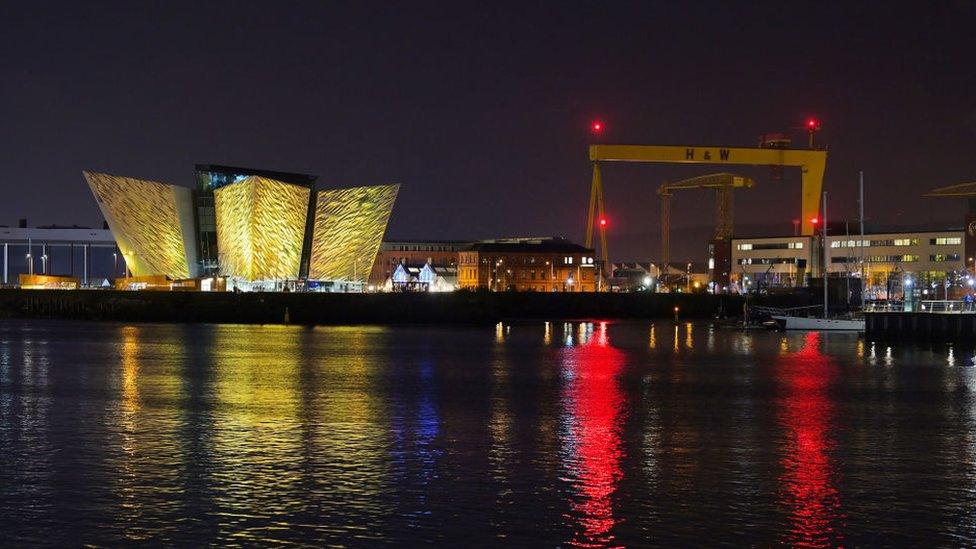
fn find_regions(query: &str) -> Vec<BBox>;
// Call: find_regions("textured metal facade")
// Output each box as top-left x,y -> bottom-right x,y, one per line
84,171 -> 197,279
214,176 -> 311,280
309,184 -> 399,281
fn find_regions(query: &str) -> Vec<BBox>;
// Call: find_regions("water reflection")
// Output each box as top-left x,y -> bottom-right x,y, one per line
777,331 -> 843,547
3,320 -> 976,545
560,322 -> 626,547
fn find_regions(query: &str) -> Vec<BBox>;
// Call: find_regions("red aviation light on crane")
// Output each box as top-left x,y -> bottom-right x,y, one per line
806,118 -> 821,131
810,217 -> 820,225
599,217 -> 608,227
590,121 -> 604,134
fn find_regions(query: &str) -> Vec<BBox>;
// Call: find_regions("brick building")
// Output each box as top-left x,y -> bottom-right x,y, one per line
457,237 -> 598,292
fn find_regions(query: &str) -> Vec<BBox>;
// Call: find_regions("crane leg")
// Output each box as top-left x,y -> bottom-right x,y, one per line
661,192 -> 670,278
715,185 -> 733,240
585,162 -> 600,248
595,172 -> 609,268
800,161 -> 826,235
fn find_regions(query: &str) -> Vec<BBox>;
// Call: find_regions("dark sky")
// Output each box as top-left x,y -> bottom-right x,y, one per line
2,1 -> 975,260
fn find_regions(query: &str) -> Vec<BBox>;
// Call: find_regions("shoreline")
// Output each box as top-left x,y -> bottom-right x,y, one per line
0,289 -> 814,325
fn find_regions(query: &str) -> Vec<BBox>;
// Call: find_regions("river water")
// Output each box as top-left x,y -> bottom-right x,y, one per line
1,319 -> 975,546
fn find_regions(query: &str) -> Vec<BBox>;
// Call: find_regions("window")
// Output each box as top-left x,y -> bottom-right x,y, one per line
738,258 -> 798,265
831,238 -> 919,248
833,255 -> 919,263
930,254 -> 961,262
930,237 -> 962,245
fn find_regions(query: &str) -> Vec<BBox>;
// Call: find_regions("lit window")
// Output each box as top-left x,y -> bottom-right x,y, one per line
737,243 -> 753,251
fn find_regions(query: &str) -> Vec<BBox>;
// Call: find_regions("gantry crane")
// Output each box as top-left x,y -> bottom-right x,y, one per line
657,173 -> 755,277
585,143 -> 827,268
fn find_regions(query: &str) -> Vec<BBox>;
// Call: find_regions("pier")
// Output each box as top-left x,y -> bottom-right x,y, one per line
866,300 -> 976,338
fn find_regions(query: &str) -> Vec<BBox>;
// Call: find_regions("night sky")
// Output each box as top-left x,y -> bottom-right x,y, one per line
2,1 -> 974,260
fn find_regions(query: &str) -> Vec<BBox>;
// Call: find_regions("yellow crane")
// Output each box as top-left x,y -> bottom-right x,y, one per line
585,143 -> 827,267
657,173 -> 755,278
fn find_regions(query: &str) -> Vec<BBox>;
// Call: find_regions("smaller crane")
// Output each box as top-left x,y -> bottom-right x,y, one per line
658,173 -> 755,286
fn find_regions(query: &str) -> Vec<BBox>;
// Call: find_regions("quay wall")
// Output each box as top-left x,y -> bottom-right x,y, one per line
866,312 -> 976,338
0,289 -> 813,325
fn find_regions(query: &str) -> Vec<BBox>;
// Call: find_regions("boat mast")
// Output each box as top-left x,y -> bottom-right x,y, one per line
823,191 -> 828,318
859,171 -> 865,309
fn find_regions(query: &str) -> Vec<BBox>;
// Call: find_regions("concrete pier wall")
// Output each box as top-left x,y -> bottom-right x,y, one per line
866,312 -> 976,338
0,289 -> 778,325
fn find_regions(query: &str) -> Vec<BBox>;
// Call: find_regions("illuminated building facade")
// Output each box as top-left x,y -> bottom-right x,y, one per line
85,171 -> 198,279
457,237 -> 598,292
213,176 -> 311,281
85,166 -> 398,289
368,240 -> 469,286
309,184 -> 400,281
731,228 -> 966,298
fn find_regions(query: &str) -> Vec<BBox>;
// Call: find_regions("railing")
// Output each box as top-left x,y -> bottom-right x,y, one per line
748,304 -> 822,317
919,300 -> 976,313
864,300 -> 904,312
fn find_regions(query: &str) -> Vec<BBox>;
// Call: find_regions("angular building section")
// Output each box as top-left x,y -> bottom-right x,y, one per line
309,185 -> 399,281
213,176 -> 311,281
84,171 -> 198,279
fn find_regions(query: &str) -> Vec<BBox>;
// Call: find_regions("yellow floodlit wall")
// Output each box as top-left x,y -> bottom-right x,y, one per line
84,171 -> 197,279
309,184 -> 399,281
214,176 -> 310,280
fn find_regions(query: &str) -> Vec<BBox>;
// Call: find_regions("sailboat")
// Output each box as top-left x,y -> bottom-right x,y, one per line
772,180 -> 866,331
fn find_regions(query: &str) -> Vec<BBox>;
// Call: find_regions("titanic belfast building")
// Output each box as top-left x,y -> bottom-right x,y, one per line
85,164 -> 399,287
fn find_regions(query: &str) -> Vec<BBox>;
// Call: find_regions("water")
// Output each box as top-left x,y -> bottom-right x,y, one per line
1,319 -> 975,546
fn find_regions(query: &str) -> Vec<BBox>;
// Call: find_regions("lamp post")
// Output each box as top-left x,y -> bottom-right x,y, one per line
113,252 -> 118,278
41,254 -> 48,275
686,262 -> 692,293
26,252 -> 32,275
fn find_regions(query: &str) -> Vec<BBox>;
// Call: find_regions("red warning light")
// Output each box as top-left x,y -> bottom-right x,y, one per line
591,121 -> 604,134
810,217 -> 820,225
599,217 -> 608,227
806,118 -> 821,130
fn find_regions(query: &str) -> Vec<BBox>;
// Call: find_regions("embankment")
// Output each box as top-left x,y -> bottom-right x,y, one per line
0,289 -> 824,325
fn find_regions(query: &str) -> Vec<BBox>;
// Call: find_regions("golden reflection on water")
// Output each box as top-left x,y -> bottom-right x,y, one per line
648,324 -> 656,350
113,325 -> 187,541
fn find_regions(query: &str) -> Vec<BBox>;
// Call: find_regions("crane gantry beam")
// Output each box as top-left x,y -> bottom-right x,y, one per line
584,144 -> 827,268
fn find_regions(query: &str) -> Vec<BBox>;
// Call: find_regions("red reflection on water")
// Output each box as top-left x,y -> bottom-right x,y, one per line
777,331 -> 844,547
563,322 -> 626,548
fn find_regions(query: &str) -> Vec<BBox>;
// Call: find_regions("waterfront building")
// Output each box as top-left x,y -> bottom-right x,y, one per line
730,228 -> 966,297
85,167 -> 399,290
369,240 -> 470,286
0,224 -> 118,287
730,235 -> 815,290
386,262 -> 458,292
457,237 -> 597,292
609,262 -> 709,292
